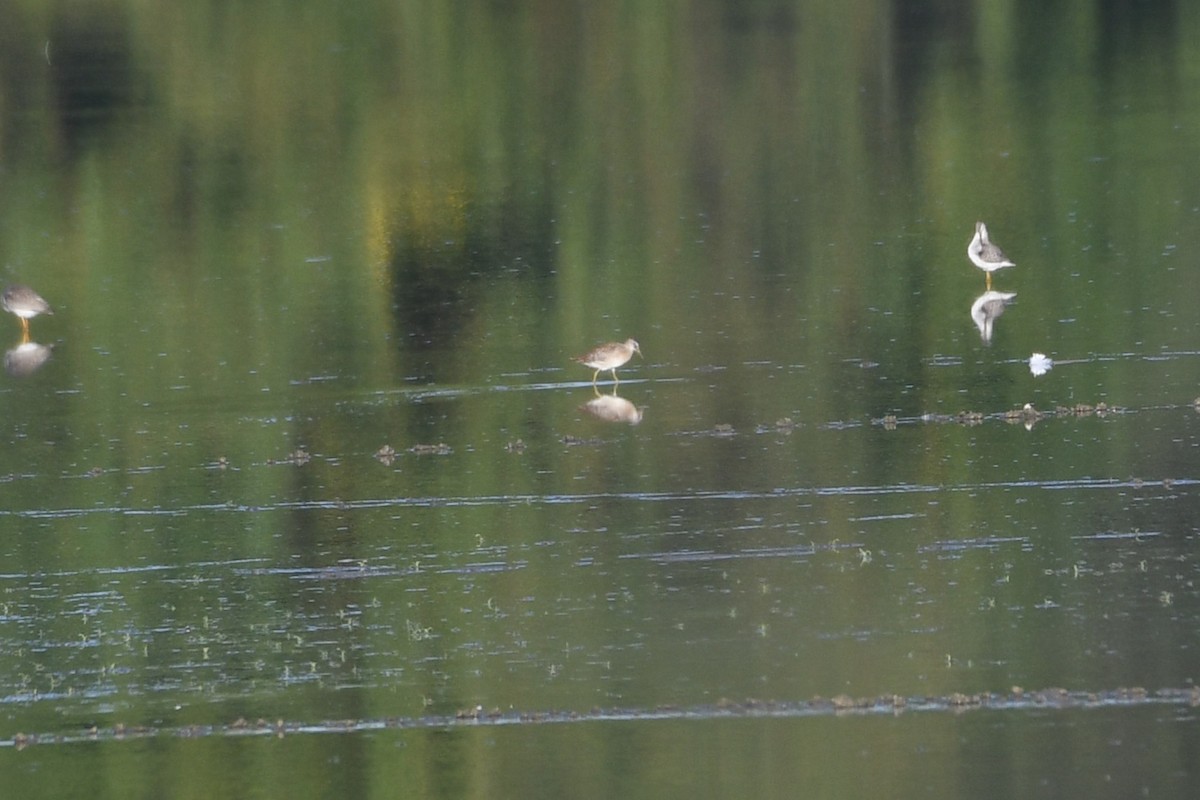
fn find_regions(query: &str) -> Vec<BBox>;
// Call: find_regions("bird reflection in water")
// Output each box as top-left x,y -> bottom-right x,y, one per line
580,391 -> 644,425
5,340 -> 53,377
970,290 -> 1016,344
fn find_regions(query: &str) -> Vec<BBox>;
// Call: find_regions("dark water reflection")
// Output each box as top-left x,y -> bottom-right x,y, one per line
2,0 -> 1200,797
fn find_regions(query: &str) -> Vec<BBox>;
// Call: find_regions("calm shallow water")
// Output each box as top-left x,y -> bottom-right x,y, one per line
1,1 -> 1199,797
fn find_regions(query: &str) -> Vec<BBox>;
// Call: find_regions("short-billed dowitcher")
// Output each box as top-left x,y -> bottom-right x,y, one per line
2,285 -> 53,339
967,222 -> 1015,290
574,338 -> 641,386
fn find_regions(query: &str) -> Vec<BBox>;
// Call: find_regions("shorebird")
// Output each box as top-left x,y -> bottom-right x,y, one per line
573,338 -> 641,386
2,285 -> 53,341
967,221 -> 1015,290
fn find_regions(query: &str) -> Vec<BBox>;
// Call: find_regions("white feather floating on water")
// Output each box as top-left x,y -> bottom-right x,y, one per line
1029,352 -> 1053,377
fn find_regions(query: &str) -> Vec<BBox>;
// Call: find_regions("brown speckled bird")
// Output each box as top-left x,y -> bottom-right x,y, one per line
574,338 -> 641,386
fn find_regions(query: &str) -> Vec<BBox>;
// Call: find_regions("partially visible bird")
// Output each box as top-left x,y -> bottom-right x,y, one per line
573,338 -> 641,386
2,285 -> 53,340
967,221 -> 1015,290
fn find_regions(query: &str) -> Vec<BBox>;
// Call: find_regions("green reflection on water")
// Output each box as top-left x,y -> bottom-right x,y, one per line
3,708 -> 1199,799
1,0 -> 1199,796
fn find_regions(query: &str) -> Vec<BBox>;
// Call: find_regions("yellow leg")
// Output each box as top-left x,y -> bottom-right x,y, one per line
592,369 -> 600,386
612,369 -> 619,388
985,272 -> 993,291
20,318 -> 30,343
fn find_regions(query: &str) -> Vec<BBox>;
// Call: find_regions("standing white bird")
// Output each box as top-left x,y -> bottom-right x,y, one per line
967,221 -> 1015,290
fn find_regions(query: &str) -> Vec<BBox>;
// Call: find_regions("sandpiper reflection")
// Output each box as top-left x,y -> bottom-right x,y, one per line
970,290 -> 1016,344
5,340 -> 53,377
580,391 -> 644,425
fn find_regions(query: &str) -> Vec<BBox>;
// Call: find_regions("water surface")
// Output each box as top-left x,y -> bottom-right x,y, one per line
1,1 -> 1199,797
